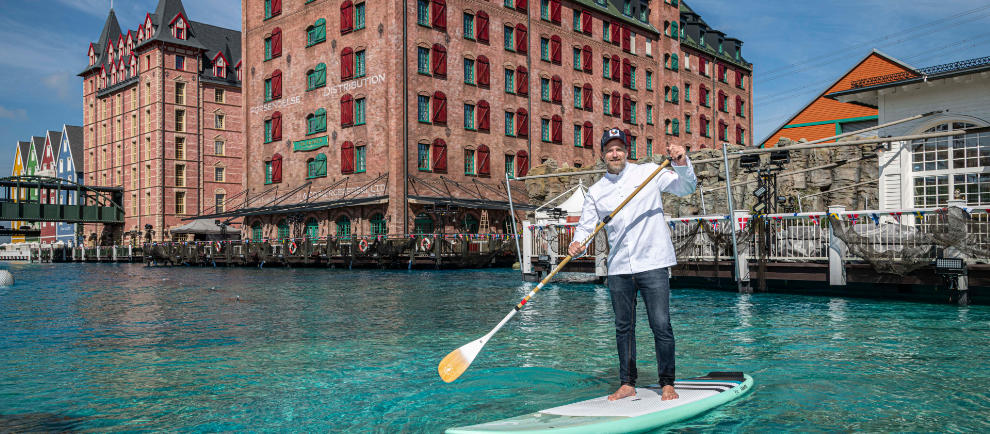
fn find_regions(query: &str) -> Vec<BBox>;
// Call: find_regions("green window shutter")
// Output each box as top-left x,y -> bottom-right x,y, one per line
671,86 -> 678,102
317,154 -> 327,177
672,119 -> 679,136
317,63 -> 326,87
671,54 -> 679,71
317,18 -> 327,43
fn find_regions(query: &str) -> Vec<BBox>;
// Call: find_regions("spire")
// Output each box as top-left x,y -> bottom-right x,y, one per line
95,8 -> 122,53
154,0 -> 189,26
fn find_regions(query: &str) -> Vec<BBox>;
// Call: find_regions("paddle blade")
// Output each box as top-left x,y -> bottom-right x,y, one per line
438,338 -> 484,383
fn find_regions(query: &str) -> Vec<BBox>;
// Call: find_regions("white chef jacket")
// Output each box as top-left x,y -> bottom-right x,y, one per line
572,159 -> 697,275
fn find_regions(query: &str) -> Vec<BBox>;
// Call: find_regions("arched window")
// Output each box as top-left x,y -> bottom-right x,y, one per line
477,144 -> 491,175
307,18 -> 326,46
370,213 -> 388,235
308,63 -> 327,90
251,222 -> 263,240
307,108 -> 327,134
477,100 -> 490,131
516,150 -> 529,177
431,44 -> 447,77
341,47 -> 354,79
336,215 -> 351,237
307,153 -> 327,178
340,94 -> 354,126
305,218 -> 319,239
277,219 -> 290,240
341,141 -> 355,173
476,55 -> 490,87
432,138 -> 447,172
432,91 -> 447,124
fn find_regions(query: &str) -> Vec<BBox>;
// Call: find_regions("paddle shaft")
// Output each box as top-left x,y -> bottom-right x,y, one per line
483,159 -> 674,341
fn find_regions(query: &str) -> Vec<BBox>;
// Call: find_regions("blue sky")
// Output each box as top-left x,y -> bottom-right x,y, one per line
1,0 -> 988,176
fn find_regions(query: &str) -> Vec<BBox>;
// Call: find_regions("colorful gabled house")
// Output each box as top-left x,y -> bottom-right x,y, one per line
39,130 -> 63,243
24,136 -> 45,242
760,50 -> 916,147
56,125 -> 85,245
10,141 -> 29,243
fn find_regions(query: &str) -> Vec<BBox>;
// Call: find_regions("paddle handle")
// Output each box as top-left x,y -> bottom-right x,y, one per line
511,159 -> 674,311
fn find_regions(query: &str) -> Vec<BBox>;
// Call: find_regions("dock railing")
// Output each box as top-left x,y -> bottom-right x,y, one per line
524,202 -> 990,279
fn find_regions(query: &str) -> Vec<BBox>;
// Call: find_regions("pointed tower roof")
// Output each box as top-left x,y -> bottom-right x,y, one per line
14,141 -> 30,174
139,0 -> 206,50
79,8 -> 122,76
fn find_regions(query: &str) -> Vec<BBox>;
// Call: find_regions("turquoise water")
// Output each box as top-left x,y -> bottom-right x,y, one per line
1,264 -> 988,432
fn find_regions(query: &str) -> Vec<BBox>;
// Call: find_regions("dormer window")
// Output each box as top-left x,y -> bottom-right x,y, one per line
213,54 -> 227,78
171,14 -> 189,40
88,44 -> 96,66
235,62 -> 242,81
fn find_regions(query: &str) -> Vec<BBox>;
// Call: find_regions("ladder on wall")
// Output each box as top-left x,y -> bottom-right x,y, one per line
479,210 -> 490,233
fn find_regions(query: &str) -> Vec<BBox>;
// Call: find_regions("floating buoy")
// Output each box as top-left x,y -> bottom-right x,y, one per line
0,270 -> 13,286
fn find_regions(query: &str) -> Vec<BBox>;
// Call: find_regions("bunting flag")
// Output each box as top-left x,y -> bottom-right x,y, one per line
914,211 -> 924,219
870,213 -> 880,226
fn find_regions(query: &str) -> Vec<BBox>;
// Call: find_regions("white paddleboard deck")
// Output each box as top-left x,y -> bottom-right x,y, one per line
448,372 -> 753,433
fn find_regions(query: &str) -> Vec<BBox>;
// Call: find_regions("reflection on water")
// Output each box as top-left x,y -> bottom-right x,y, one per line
1,263 -> 989,432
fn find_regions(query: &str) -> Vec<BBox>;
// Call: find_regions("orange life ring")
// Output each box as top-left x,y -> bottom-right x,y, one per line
288,241 -> 298,255
358,238 -> 369,253
419,237 -> 433,251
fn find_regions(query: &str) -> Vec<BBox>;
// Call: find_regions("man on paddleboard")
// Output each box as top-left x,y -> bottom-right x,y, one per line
568,128 -> 695,401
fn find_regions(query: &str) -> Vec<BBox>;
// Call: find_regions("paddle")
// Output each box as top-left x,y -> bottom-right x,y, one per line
438,158 -> 675,383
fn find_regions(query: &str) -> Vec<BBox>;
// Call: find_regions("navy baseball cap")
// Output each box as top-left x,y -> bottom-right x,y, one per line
600,128 -> 628,153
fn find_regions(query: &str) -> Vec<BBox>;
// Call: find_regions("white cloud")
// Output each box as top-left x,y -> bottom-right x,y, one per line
0,105 -> 28,120
42,72 -> 78,103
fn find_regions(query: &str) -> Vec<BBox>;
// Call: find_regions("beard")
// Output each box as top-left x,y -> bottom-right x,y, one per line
606,159 -> 626,174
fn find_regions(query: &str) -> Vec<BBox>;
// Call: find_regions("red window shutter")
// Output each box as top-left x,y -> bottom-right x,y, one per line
341,47 -> 354,79
341,142 -> 354,174
582,45 -> 591,71
516,66 -> 528,95
621,26 -> 630,52
477,144 -> 491,175
736,125 -> 743,143
736,70 -> 743,87
515,24 -> 527,53
622,95 -> 630,122
611,56 -> 619,80
582,122 -> 592,147
272,111 -> 283,140
432,0 -> 447,30
432,139 -> 447,172
700,57 -> 707,74
550,0 -> 561,23
611,22 -> 620,45
582,83 -> 592,110
611,91 -> 620,116
719,64 -> 726,79
271,28 -> 282,57
515,0 -> 527,12
550,36 -> 561,64
516,108 -> 528,137
432,91 -> 447,124
477,55 -> 490,86
478,100 -> 490,131
341,1 -> 353,33
551,76 -> 562,103
272,0 -> 282,15
737,97 -> 744,115
551,115 -> 562,143
341,94 -> 353,126
516,151 -> 529,177
272,153 -> 283,182
432,44 -> 446,77
272,70 -> 282,99
581,11 -> 591,34
718,92 -> 725,111
476,12 -> 489,43
622,59 -> 630,87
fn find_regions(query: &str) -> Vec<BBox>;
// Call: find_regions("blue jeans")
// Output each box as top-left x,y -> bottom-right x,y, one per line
608,267 -> 675,387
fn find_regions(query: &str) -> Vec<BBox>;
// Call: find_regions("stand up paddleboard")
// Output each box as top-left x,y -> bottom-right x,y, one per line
447,372 -> 752,434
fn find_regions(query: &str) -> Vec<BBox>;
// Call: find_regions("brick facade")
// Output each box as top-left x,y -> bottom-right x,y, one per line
79,2 -> 244,244
240,0 -> 751,238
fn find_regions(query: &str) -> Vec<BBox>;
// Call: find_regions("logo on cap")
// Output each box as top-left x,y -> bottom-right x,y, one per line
609,128 -> 621,137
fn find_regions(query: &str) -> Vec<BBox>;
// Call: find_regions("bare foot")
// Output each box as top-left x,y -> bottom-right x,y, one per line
607,384 -> 636,401
660,385 -> 679,401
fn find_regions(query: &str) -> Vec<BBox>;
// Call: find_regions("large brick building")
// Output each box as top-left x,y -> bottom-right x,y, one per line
78,0 -> 244,243
234,0 -> 751,238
